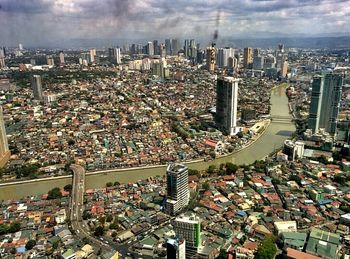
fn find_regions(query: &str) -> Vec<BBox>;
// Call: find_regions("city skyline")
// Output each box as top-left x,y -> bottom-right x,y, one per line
0,0 -> 350,47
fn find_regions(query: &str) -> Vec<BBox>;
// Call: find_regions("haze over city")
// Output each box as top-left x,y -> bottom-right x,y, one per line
1,0 -> 350,258
1,0 -> 350,47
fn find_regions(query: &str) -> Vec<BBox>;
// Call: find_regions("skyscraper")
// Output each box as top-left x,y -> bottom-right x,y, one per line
167,238 -> 186,259
171,39 -> 180,56
217,47 -> 235,68
243,47 -> 253,68
89,48 -> 96,63
108,48 -> 121,64
215,77 -> 239,136
146,42 -> 154,56
46,55 -> 54,66
253,48 -> 261,58
173,213 -> 201,256
165,163 -> 189,215
308,73 -> 343,134
0,47 -> 5,69
59,51 -> 65,65
159,43 -> 166,58
252,48 -> 264,70
31,75 -> 43,101
280,61 -> 288,78
153,40 -> 159,55
165,39 -> 172,56
206,46 -> 216,72
0,107 -> 10,168
184,40 -> 190,58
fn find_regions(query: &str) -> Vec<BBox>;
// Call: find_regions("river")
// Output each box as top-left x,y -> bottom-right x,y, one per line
0,85 -> 295,200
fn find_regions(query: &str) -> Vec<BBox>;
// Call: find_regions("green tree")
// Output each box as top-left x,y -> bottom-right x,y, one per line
188,169 -> 199,176
113,181 -> 120,186
207,165 -> 217,174
0,224 -> 9,235
82,210 -> 91,220
47,187 -> 62,200
255,236 -> 277,259
202,181 -> 210,191
15,164 -> 40,178
8,222 -> 21,233
94,226 -> 105,237
226,162 -> 238,174
318,155 -> 329,165
217,249 -> 227,259
63,184 -> 72,193
25,240 -> 36,250
106,182 -> 113,187
106,214 -> 114,222
99,216 -> 106,225
334,174 -> 346,185
288,175 -> 301,185
109,218 -> 120,230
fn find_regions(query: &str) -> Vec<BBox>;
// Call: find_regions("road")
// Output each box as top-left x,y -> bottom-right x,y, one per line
70,164 -> 112,254
69,164 -> 154,258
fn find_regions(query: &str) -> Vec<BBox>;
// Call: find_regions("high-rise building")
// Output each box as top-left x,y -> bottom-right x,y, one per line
146,42 -> 154,56
165,39 -> 172,56
252,48 -> 263,70
165,163 -> 189,215
18,43 -> 23,50
171,39 -> 180,55
253,56 -> 264,70
243,47 -> 253,68
206,46 -> 216,72
0,107 -> 10,168
215,77 -> 239,136
308,73 -> 343,134
59,51 -> 65,65
167,238 -> 186,259
89,48 -> 96,63
197,49 -> 205,64
217,47 -> 235,68
280,61 -> 288,78
159,43 -> 166,58
108,48 -> 121,64
283,140 -> 304,161
253,48 -> 261,58
31,75 -> 43,101
46,55 -> 54,66
184,40 -> 190,58
30,58 -> 36,66
153,40 -> 159,55
0,47 -> 5,69
173,213 -> 201,256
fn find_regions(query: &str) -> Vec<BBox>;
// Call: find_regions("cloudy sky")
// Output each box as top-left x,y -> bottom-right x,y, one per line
0,0 -> 349,47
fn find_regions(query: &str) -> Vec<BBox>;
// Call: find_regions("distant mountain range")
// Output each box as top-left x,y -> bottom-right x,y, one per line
223,36 -> 350,49
21,34 -> 350,50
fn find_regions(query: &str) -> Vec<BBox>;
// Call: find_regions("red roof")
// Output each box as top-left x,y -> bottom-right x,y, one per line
286,248 -> 321,259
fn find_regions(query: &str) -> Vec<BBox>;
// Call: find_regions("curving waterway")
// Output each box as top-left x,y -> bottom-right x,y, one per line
0,85 -> 295,200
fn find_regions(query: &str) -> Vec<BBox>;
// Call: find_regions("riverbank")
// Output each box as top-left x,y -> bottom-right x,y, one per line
0,85 -> 295,200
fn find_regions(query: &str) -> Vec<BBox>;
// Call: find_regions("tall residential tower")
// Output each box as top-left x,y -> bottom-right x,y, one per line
215,77 -> 239,135
308,73 -> 342,134
0,107 -> 10,168
165,163 -> 189,215
31,75 -> 43,101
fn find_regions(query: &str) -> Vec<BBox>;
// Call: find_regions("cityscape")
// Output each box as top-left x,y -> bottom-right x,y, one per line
1,0 -> 350,259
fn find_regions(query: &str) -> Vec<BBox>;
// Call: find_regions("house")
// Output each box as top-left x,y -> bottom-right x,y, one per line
305,228 -> 340,259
